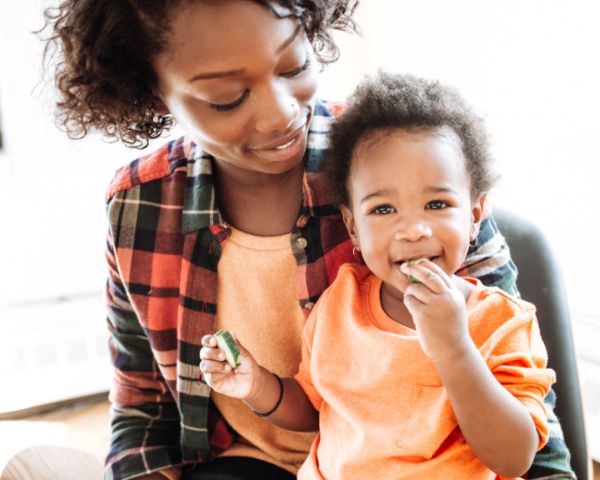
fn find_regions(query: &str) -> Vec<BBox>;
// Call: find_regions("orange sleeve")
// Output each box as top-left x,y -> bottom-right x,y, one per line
486,308 -> 556,450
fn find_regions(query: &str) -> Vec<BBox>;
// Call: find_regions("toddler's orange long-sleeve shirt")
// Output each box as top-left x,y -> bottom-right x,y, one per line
295,264 -> 555,480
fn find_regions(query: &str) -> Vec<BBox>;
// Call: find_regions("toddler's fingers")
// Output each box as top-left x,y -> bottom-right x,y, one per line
404,283 -> 431,306
401,262 -> 443,293
420,261 -> 453,289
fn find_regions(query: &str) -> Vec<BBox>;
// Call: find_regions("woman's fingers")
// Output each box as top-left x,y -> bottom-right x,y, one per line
199,345 -> 224,362
201,334 -> 217,347
200,358 -> 232,374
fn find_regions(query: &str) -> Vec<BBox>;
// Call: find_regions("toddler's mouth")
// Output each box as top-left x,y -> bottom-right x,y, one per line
395,256 -> 439,266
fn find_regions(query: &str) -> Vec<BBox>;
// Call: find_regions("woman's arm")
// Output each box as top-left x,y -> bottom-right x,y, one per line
244,368 -> 319,431
105,213 -> 183,479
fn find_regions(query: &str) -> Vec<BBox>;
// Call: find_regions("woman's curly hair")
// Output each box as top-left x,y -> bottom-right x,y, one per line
327,71 -> 498,207
40,0 -> 359,149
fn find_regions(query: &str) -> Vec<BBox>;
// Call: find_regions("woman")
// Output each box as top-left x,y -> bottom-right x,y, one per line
39,1 -> 573,479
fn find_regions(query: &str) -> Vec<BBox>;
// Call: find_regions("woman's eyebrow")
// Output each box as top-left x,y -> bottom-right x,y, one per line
189,68 -> 246,82
189,24 -> 303,83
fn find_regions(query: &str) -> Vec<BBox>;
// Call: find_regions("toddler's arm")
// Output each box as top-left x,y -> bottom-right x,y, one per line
199,333 -> 319,431
433,341 -> 539,477
401,260 -> 541,478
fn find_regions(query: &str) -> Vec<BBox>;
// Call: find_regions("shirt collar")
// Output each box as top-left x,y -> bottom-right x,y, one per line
182,99 -> 337,234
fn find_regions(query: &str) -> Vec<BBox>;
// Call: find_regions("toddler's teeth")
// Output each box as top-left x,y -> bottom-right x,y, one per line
408,257 -> 427,264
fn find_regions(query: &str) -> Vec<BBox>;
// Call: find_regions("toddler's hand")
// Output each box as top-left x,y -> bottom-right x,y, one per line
199,333 -> 261,400
400,260 -> 472,362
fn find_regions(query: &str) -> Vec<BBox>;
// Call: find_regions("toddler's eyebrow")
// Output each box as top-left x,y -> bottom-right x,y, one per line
360,189 -> 395,204
424,186 -> 459,195
359,185 -> 459,204
188,25 -> 303,82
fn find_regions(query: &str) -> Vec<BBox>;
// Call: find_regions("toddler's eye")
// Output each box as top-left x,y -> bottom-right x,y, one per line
373,205 -> 395,215
426,200 -> 449,210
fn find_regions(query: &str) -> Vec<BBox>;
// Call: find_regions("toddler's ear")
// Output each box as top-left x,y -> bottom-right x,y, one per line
340,204 -> 359,246
470,193 -> 487,240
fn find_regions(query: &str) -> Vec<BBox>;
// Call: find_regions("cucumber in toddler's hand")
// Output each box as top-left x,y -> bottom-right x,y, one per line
406,258 -> 427,284
214,330 -> 241,368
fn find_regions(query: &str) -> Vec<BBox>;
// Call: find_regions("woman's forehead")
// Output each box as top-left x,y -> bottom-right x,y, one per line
156,0 -> 303,79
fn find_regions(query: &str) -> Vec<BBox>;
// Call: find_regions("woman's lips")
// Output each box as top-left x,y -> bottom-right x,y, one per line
248,128 -> 306,163
248,115 -> 311,162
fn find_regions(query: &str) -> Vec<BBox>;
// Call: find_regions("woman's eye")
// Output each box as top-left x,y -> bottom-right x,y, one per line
373,205 -> 395,215
208,89 -> 250,112
281,57 -> 313,78
426,200 -> 449,210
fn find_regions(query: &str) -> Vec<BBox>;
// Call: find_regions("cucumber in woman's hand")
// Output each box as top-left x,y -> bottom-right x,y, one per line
214,330 -> 241,368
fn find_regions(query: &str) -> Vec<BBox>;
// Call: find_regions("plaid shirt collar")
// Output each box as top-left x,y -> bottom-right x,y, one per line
181,99 -> 336,234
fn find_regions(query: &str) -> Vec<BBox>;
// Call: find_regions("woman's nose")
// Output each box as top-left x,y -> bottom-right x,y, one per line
254,81 -> 299,133
393,219 -> 432,242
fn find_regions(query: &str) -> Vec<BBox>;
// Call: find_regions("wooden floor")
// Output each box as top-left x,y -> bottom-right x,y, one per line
0,400 -> 110,472
0,399 -> 599,479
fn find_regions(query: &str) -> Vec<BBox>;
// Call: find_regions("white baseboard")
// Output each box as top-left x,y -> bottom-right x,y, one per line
0,293 -> 111,414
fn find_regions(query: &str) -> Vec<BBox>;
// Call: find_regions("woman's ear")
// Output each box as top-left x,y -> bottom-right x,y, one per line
152,94 -> 171,116
470,193 -> 487,241
340,204 -> 360,250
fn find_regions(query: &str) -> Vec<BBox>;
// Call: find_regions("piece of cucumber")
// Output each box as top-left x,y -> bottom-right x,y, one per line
406,258 -> 427,284
214,330 -> 241,368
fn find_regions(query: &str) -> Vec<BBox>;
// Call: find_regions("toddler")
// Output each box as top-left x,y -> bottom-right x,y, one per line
199,71 -> 555,479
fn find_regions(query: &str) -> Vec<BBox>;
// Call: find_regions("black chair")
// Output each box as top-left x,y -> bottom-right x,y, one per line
494,208 -> 591,480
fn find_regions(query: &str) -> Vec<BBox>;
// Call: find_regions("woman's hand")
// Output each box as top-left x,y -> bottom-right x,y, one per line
199,333 -> 263,400
400,259 -> 472,362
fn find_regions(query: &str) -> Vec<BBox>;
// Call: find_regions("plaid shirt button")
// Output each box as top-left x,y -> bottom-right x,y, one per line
296,215 -> 309,228
295,237 -> 308,249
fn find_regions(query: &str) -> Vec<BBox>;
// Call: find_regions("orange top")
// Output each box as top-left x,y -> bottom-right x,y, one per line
214,227 -> 316,474
295,264 -> 555,480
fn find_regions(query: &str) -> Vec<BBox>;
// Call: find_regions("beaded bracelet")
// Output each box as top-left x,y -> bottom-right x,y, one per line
252,373 -> 284,417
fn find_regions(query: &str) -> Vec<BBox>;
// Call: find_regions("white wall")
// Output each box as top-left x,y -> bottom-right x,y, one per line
0,1 -> 176,305
321,0 -> 600,317
1,1 -> 599,314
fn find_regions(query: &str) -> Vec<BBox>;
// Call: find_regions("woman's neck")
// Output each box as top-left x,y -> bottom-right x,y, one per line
214,162 -> 305,236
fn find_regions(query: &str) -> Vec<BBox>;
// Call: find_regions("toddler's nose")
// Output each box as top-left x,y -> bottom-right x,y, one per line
394,222 -> 432,242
